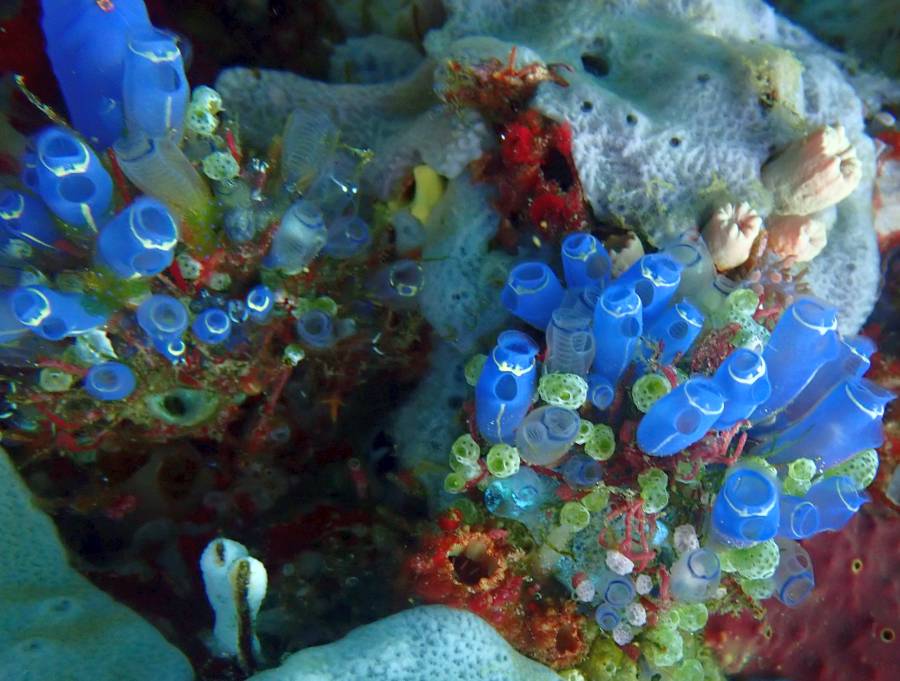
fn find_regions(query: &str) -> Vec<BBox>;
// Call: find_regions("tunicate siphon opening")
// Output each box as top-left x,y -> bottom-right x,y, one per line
726,470 -> 774,510
512,263 -> 548,291
621,317 -> 640,338
793,298 -> 836,330
494,374 -> 517,401
42,134 -> 83,164
675,409 -> 701,435
40,317 -> 67,340
687,549 -> 720,581
634,280 -> 655,307
556,625 -> 580,654
138,205 -> 176,241
58,175 -> 95,203
449,538 -> 498,586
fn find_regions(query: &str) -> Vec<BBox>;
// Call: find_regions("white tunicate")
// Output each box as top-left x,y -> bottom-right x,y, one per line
635,574 -> 653,596
674,524 -> 700,555
625,602 -> 647,627
265,200 -> 328,274
200,538 -> 268,667
606,550 -> 635,576
612,624 -> 634,646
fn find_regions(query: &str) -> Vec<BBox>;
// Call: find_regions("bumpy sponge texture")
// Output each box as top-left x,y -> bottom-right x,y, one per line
248,605 -> 562,681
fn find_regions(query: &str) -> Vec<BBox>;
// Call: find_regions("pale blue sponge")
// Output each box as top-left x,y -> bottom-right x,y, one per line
248,606 -> 561,681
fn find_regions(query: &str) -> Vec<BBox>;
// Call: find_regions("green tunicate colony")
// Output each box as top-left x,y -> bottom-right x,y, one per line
585,423 -> 616,461
824,448 -> 879,490
631,373 -> 671,413
538,372 -> 589,409
486,443 -> 520,478
638,468 -> 669,513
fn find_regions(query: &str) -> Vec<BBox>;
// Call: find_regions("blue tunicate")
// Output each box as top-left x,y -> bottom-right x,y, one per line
652,520 -> 669,546
637,378 -> 724,456
10,285 -> 107,340
227,300 -> 248,324
592,284 -> 642,386
760,378 -> 893,470
370,259 -> 425,309
561,232 -> 611,290
755,335 -> 876,437
711,348 -> 771,429
750,298 -> 840,424
644,299 -> 704,366
483,466 -> 550,521
265,199 -> 327,274
192,307 -> 232,344
777,495 -> 819,540
122,28 -> 189,140
137,294 -> 188,343
594,604 -> 620,631
544,306 -> 595,377
616,253 -> 682,324
500,261 -> 565,330
152,335 -> 187,362
245,284 -> 274,322
0,190 -> 61,249
323,215 -> 371,259
33,127 -> 113,230
587,373 -> 615,410
475,330 -> 539,443
711,466 -> 780,547
595,570 -> 635,607
295,309 -> 336,349
84,361 -> 136,401
669,548 -> 721,602
559,453 -> 603,488
97,197 -> 178,278
41,0 -> 152,147
803,476 -> 868,532
514,404 -> 580,466
772,538 -> 815,607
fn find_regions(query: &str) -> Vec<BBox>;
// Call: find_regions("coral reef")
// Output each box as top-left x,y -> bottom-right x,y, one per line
0,1 -> 898,681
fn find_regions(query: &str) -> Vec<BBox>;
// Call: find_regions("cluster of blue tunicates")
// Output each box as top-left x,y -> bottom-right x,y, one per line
710,296 -> 892,550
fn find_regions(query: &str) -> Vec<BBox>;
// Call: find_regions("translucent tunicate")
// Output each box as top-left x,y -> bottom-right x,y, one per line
370,260 -> 425,309
84,361 -> 136,401
544,307 -> 595,377
295,309 -> 336,350
280,108 -> 339,191
323,216 -> 372,259
772,538 -> 815,607
114,134 -> 212,218
514,405 -> 580,466
265,200 -> 328,274
669,548 -> 721,602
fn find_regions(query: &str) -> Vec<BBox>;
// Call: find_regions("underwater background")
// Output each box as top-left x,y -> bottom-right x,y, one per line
0,1 -> 898,680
